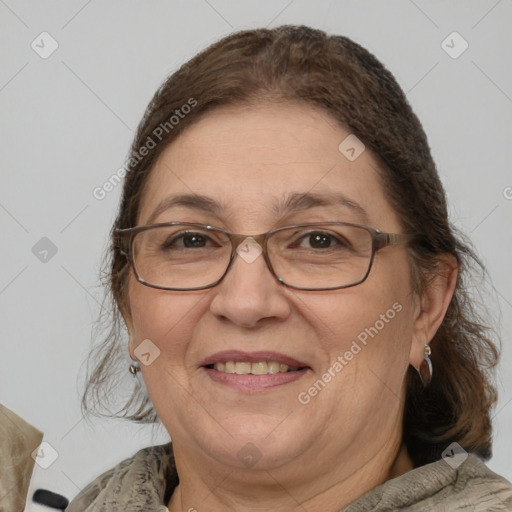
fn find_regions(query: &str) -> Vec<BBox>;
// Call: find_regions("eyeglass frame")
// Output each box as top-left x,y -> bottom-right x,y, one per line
116,221 -> 417,292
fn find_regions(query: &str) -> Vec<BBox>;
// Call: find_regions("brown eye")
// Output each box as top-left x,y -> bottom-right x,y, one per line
181,233 -> 208,248
163,232 -> 213,249
308,233 -> 333,249
293,231 -> 350,250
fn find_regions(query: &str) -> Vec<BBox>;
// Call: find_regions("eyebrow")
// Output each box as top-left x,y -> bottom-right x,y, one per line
277,191 -> 369,223
144,191 -> 369,225
145,194 -> 223,225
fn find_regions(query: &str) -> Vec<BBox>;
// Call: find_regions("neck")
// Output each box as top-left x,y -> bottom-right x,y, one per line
167,439 -> 414,512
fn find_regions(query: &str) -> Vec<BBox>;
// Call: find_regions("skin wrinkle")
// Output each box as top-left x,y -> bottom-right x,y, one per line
125,103 -> 457,512
76,27 -> 504,511
144,190 -> 371,228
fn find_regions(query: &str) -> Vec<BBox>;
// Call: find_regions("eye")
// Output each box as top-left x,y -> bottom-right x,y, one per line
163,231 -> 216,249
305,232 -> 335,249
296,231 -> 350,250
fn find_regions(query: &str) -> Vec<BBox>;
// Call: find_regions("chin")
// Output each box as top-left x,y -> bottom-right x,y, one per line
182,414 -> 310,471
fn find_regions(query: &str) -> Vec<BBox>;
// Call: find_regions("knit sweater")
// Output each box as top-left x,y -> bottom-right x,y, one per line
66,443 -> 512,511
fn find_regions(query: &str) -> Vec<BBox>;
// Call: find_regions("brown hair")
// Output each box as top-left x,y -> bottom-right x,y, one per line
83,25 -> 499,467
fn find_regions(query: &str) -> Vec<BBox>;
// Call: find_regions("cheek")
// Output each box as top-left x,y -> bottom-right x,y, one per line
309,293 -> 409,357
128,277 -> 205,362
303,259 -> 414,382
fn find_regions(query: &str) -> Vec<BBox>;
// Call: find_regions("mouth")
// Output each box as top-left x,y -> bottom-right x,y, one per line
200,350 -> 310,392
205,361 -> 305,374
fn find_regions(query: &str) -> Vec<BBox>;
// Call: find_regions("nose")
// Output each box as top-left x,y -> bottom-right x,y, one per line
208,238 -> 291,328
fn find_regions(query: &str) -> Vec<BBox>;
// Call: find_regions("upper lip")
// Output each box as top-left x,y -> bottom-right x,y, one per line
200,350 -> 309,368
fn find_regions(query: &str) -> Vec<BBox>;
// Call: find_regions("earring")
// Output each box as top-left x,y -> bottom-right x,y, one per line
129,361 -> 140,375
417,344 -> 433,387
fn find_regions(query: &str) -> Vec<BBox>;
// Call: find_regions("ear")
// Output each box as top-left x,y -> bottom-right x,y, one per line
409,254 -> 459,368
128,335 -> 137,361
121,275 -> 139,360
127,318 -> 139,362
119,298 -> 137,360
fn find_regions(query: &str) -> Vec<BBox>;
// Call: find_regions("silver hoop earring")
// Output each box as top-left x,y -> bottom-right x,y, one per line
417,344 -> 432,387
129,362 -> 140,375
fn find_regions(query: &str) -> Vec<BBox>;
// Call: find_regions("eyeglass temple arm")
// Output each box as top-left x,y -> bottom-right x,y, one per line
375,232 -> 417,250
114,231 -> 131,255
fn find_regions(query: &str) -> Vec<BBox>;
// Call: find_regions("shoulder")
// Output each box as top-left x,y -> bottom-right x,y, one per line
345,454 -> 512,511
446,454 -> 512,510
65,443 -> 177,511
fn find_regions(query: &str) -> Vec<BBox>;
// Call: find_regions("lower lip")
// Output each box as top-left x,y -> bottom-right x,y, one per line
203,367 -> 309,392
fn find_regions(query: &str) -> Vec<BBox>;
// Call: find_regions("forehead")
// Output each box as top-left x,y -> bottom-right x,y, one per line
137,102 -> 399,230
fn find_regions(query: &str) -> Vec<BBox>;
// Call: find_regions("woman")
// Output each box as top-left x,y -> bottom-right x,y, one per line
67,25 -> 512,511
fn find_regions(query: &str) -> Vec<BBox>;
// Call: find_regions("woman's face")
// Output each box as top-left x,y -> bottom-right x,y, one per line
128,103 -> 423,477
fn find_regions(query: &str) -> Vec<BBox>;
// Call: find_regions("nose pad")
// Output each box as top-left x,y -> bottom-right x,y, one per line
235,237 -> 263,264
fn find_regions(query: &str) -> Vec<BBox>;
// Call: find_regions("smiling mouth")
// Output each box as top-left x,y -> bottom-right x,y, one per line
205,361 -> 306,375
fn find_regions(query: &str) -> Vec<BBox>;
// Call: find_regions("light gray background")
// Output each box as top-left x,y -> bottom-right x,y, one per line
0,0 -> 511,508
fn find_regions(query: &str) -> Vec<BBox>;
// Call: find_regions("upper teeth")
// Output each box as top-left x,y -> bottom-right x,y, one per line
213,361 -> 300,374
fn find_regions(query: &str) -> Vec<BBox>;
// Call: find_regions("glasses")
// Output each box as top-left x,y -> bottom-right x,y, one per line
116,222 -> 417,291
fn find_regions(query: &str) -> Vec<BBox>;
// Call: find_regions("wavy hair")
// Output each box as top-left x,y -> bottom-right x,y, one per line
82,25 -> 499,467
